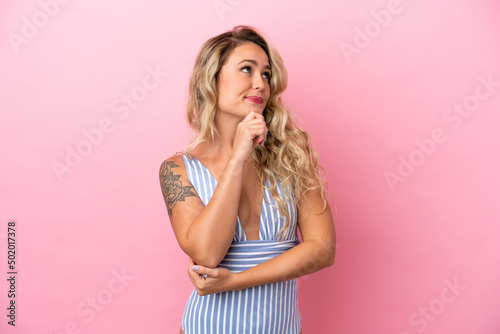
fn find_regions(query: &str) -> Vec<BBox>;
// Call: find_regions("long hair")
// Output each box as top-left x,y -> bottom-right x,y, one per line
184,25 -> 327,240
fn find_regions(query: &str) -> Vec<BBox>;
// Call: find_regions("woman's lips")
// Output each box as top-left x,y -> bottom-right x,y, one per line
245,96 -> 263,104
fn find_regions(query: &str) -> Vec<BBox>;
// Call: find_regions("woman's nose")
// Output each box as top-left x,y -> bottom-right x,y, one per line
253,73 -> 266,90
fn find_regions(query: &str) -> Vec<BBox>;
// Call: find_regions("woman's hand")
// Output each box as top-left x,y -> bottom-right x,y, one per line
187,258 -> 238,296
230,111 -> 268,164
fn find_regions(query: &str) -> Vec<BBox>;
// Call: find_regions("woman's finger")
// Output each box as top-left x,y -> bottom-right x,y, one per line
230,112 -> 268,163
192,264 -> 218,279
188,258 -> 195,273
188,258 -> 205,279
238,123 -> 267,137
243,110 -> 264,121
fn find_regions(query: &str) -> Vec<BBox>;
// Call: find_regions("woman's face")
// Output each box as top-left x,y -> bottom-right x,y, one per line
216,42 -> 271,119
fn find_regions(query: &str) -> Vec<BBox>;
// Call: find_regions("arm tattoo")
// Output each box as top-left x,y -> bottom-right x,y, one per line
159,160 -> 197,217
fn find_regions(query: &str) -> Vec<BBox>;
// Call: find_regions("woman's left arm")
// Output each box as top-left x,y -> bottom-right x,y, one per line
187,188 -> 337,295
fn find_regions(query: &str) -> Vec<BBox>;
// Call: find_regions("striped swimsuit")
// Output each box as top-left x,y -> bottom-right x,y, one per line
181,155 -> 302,334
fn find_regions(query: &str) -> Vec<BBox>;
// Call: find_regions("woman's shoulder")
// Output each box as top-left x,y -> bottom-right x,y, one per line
159,144 -> 208,176
159,153 -> 188,178
160,152 -> 185,165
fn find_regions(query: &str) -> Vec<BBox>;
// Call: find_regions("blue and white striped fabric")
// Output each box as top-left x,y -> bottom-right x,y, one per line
181,154 -> 301,334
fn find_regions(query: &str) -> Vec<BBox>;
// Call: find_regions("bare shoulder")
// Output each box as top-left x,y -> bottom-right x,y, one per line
159,153 -> 198,217
159,154 -> 186,185
160,152 -> 183,170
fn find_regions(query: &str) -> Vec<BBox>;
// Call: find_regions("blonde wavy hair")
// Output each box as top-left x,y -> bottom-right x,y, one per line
184,25 -> 328,240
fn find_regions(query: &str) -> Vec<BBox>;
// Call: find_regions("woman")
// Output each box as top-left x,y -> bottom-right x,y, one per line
159,25 -> 336,334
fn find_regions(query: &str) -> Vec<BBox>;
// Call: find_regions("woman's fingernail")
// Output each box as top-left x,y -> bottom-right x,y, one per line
192,265 -> 199,271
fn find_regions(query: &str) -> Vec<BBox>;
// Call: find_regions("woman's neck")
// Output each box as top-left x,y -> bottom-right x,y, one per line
212,112 -> 244,156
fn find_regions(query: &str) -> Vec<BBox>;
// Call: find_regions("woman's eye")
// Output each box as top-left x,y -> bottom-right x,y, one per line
242,66 -> 271,80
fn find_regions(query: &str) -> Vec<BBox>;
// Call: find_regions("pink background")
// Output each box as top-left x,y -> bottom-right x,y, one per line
1,0 -> 499,333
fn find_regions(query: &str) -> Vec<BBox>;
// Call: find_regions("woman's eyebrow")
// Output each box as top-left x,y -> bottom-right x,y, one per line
237,59 -> 271,70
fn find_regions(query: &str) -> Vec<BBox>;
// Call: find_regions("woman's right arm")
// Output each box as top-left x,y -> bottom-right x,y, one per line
159,111 -> 267,268
159,155 -> 244,268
